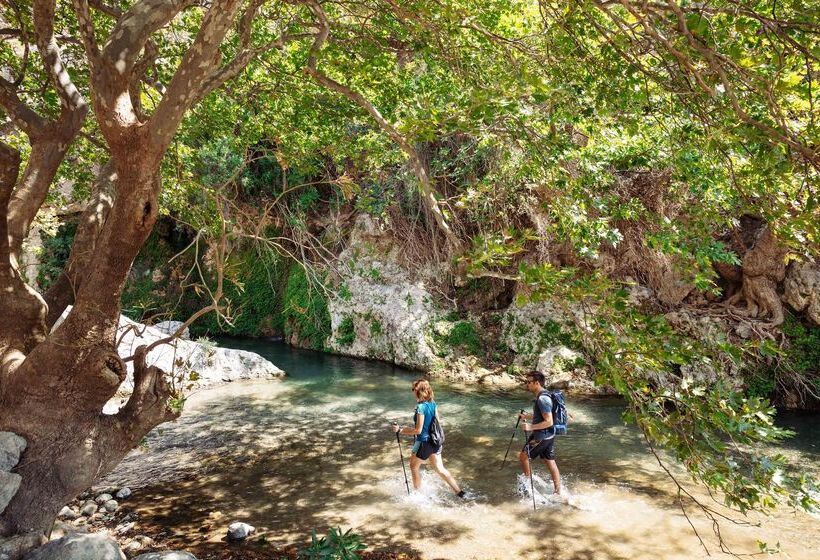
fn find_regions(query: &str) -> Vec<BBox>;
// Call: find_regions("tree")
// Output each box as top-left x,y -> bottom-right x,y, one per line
0,0 -> 304,538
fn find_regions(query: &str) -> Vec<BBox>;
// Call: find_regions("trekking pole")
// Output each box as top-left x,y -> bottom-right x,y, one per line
500,409 -> 526,470
527,448 -> 536,512
392,423 -> 411,495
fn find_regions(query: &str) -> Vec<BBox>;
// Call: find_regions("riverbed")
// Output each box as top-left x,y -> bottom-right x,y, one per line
102,340 -> 820,559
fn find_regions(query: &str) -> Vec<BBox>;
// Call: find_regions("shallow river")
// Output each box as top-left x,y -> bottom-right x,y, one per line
103,340 -> 820,559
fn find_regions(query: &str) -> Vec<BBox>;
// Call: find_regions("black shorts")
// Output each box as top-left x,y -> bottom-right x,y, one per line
414,440 -> 442,460
523,437 -> 556,461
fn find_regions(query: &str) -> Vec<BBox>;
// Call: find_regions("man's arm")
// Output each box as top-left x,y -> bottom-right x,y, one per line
524,396 -> 554,431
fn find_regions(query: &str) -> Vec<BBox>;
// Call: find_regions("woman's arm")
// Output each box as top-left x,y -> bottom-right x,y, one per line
396,412 -> 425,436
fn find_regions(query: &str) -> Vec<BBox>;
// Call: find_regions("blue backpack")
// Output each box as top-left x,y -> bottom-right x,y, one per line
544,390 -> 568,435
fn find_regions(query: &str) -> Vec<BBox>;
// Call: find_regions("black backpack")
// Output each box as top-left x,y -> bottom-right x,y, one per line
429,409 -> 445,447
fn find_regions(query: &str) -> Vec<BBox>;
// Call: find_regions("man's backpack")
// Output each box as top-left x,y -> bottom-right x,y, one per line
550,390 -> 568,435
429,411 -> 445,447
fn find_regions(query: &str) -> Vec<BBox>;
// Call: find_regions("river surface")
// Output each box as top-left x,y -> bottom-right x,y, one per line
103,340 -> 820,559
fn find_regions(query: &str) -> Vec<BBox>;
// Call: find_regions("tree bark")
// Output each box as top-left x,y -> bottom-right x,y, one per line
43,160 -> 117,327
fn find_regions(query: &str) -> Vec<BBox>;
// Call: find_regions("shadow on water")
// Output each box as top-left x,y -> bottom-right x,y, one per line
101,340 -> 820,559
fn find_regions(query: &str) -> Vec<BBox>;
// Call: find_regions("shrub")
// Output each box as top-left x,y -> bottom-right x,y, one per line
336,315 -> 356,346
299,527 -> 366,560
282,265 -> 331,350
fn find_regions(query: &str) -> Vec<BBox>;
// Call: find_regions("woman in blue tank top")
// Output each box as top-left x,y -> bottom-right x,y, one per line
391,379 -> 464,497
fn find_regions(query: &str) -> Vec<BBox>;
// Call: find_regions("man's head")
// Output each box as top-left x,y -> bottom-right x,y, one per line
524,371 -> 546,393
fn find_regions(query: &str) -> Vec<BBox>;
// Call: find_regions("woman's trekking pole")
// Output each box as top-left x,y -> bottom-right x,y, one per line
500,409 -> 526,469
392,423 -> 410,495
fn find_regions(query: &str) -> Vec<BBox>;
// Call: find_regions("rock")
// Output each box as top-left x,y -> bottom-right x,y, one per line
501,302 -> 574,367
153,321 -> 190,341
0,472 -> 22,515
94,493 -> 113,504
783,260 -> 820,325
58,506 -> 80,520
114,487 -> 131,500
23,533 -> 125,560
0,532 -> 46,560
132,553 -> 198,560
80,502 -> 99,516
103,499 -> 119,512
54,307 -> 285,411
0,433 -> 26,472
536,345 -> 583,373
226,522 -> 255,541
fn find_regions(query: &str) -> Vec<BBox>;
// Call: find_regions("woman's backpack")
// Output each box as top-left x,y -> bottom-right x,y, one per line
429,413 -> 445,447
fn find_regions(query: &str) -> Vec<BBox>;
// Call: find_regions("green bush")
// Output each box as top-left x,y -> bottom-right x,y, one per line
448,320 -> 482,354
336,315 -> 356,346
299,527 -> 366,560
36,222 -> 77,291
191,248 -> 286,337
282,265 -> 331,350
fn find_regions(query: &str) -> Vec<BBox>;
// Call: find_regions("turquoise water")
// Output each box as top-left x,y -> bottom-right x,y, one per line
106,339 -> 820,559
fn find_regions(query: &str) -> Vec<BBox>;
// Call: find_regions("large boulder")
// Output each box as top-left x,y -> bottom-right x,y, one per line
0,472 -> 22,515
54,307 -> 285,408
0,532 -> 46,560
153,321 -> 191,341
327,216 -> 448,370
23,534 -> 125,560
783,260 -> 820,325
0,432 -> 26,472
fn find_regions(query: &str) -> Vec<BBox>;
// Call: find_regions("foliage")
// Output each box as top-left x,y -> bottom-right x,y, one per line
517,263 -> 817,518
298,527 -> 367,560
193,248 -> 287,337
447,320 -> 482,355
336,315 -> 356,346
283,265 -> 332,350
36,222 -> 77,291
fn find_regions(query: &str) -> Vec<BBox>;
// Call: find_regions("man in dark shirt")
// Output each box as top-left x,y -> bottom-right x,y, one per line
517,370 -> 562,495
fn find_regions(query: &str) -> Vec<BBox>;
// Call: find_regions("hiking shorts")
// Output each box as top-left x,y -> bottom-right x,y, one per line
412,440 -> 442,460
523,437 -> 556,461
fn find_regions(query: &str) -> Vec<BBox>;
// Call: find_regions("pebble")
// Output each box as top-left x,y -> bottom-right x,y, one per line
80,501 -> 98,516
57,506 -> 79,520
227,521 -> 255,541
103,499 -> 119,512
115,487 -> 132,500
94,493 -> 113,504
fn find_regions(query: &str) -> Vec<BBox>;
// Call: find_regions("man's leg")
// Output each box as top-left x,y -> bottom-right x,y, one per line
429,453 -> 461,493
518,449 -> 532,477
544,459 -> 561,494
409,454 -> 423,489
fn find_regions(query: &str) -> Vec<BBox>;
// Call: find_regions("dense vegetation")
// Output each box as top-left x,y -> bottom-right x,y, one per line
1,0 -> 818,552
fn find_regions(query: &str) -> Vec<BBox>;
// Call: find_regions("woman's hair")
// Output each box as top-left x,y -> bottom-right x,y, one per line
412,379 -> 434,401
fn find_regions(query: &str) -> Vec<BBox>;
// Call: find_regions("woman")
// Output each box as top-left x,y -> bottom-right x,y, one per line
391,379 -> 465,497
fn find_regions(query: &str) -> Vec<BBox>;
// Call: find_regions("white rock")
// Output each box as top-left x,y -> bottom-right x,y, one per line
0,432 -> 26,472
0,472 -> 22,515
23,533 -> 125,560
103,499 -> 119,512
94,493 -> 113,504
54,307 -> 285,412
80,501 -> 98,516
58,506 -> 80,520
153,321 -> 191,341
227,522 -> 255,541
536,346 -> 583,373
115,487 -> 131,500
132,552 -> 198,560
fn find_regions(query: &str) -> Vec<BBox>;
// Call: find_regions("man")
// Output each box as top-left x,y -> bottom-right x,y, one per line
518,370 -> 562,496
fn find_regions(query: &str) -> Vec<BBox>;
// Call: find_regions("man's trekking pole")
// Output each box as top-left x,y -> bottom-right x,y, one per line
527,448 -> 536,512
392,423 -> 411,495
500,409 -> 526,469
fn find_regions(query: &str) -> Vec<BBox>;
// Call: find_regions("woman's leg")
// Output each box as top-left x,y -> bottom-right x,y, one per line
409,454 -> 423,489
428,453 -> 461,494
